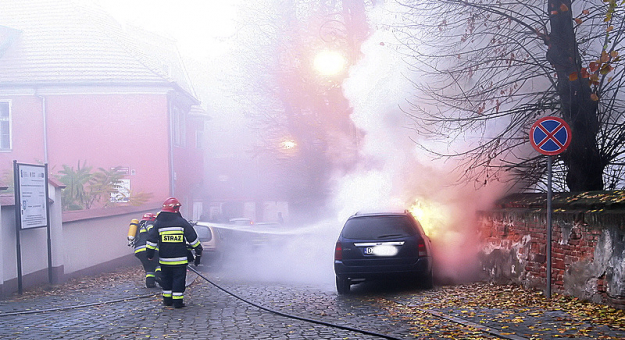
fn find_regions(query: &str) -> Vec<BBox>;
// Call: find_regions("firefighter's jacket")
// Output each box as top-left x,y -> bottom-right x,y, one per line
134,220 -> 155,254
146,212 -> 202,266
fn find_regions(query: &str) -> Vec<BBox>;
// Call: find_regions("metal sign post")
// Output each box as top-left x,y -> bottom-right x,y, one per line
546,155 -> 553,298
13,161 -> 51,294
529,117 -> 571,299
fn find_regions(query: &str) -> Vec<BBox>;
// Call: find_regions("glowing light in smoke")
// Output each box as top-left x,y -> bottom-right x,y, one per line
313,50 -> 347,76
408,198 -> 452,240
281,140 -> 297,149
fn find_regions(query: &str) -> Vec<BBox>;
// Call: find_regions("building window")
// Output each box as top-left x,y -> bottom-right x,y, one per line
196,122 -> 204,149
0,101 -> 11,151
172,107 -> 186,147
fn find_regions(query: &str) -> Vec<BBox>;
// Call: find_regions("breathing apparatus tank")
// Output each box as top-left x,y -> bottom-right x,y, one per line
127,219 -> 140,244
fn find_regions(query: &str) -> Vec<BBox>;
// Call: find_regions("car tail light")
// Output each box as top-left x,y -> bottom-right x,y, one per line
334,242 -> 343,261
418,239 -> 428,257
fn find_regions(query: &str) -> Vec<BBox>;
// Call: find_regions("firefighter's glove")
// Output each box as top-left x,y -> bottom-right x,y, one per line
186,250 -> 195,263
194,255 -> 201,267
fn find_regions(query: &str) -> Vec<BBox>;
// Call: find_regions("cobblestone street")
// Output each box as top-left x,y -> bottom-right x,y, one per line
0,265 -> 624,339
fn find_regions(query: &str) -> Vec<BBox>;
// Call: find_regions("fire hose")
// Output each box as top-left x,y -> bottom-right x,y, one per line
0,266 -> 523,340
188,266 -> 526,340
0,293 -> 158,317
186,265 -> 404,340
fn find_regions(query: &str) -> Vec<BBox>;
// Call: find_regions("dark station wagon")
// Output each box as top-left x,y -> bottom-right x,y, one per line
333,210 -> 433,294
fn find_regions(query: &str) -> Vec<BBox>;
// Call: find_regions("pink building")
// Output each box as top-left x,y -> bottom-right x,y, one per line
0,0 -> 207,216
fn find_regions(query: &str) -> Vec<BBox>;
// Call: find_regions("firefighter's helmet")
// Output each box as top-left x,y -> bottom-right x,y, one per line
161,197 -> 181,213
142,212 -> 156,221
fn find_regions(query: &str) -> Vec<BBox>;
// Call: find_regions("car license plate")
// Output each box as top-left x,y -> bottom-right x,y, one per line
364,245 -> 398,256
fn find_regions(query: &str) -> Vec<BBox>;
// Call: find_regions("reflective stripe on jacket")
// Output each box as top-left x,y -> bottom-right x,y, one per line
146,212 -> 202,265
134,221 -> 154,254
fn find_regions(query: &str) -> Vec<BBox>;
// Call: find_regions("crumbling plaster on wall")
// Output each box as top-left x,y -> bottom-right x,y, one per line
478,214 -> 532,284
564,229 -> 610,303
480,208 -> 625,308
604,228 -> 625,299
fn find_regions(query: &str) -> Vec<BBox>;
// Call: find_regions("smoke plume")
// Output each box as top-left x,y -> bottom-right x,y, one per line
331,2 -> 508,284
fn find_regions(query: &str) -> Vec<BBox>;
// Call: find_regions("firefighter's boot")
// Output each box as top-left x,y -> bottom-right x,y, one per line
146,276 -> 156,288
155,269 -> 162,287
163,296 -> 173,307
173,299 -> 185,309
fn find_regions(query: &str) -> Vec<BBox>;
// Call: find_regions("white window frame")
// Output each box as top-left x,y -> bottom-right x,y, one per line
0,100 -> 12,151
195,122 -> 204,149
172,107 -> 186,147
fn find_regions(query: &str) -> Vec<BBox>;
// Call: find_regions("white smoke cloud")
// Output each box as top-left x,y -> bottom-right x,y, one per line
209,1 -> 510,289
332,1 -> 508,284
335,2 -> 447,214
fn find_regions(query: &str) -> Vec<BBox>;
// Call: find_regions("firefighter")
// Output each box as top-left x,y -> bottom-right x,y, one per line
128,213 -> 162,288
146,197 -> 202,308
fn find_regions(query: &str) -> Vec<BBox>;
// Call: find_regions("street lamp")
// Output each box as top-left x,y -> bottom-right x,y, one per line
313,50 -> 347,77
280,139 -> 297,150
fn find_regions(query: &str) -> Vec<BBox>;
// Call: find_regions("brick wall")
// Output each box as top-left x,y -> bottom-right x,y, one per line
478,192 -> 625,309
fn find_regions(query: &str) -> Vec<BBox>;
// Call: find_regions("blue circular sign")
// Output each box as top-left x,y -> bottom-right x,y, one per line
529,117 -> 571,155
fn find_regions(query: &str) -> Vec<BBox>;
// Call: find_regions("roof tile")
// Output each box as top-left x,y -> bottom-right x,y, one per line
0,0 -> 195,96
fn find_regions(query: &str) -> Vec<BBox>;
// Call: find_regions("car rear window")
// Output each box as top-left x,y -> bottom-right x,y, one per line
195,226 -> 213,241
341,215 -> 418,239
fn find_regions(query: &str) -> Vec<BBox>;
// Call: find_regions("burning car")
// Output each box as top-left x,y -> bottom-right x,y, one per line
333,210 -> 434,294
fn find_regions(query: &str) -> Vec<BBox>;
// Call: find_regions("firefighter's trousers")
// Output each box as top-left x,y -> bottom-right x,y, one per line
160,264 -> 187,307
135,251 -> 161,288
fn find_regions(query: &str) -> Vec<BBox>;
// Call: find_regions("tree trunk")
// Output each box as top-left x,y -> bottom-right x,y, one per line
546,0 -> 604,191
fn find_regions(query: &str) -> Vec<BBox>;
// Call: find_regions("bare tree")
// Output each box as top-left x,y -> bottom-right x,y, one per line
216,0 -> 371,213
392,0 -> 625,192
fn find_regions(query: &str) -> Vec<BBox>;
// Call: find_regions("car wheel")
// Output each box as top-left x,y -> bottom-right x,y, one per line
419,270 -> 434,289
336,275 -> 350,294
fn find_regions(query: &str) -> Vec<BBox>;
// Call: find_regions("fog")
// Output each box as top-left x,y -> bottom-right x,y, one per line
84,1 -> 509,289
195,1 -> 510,290
334,2 -> 510,284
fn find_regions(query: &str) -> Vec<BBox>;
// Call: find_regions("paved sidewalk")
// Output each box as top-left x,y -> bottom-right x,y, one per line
0,267 -> 393,340
378,282 -> 625,339
0,266 -> 623,339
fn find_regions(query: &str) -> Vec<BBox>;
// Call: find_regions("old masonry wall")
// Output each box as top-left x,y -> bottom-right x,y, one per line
477,191 -> 625,309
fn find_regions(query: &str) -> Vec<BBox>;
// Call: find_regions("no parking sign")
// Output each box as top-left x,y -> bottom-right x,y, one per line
530,116 -> 571,155
529,116 -> 572,299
